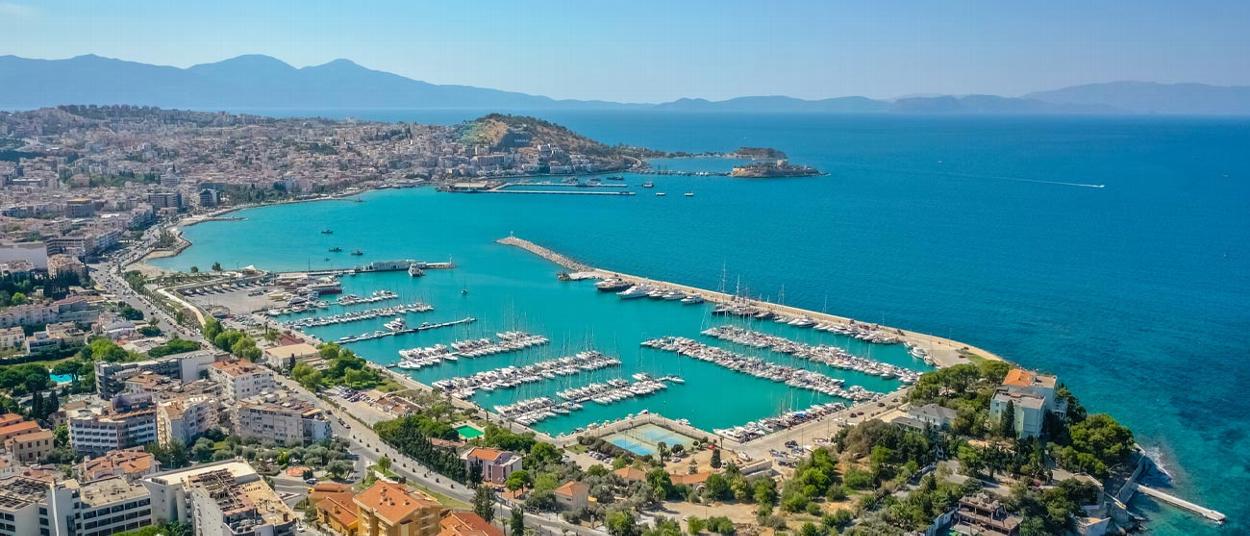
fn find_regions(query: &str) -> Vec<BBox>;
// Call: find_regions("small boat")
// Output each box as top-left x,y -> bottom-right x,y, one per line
384,317 -> 406,331
350,249 -> 364,256
642,181 -> 655,188
321,229 -> 333,234
606,176 -> 624,181
595,279 -> 631,292
655,192 -> 667,197
680,295 -> 704,305
557,272 -> 572,281
684,192 -> 694,197
408,264 -> 425,277
328,247 -> 343,253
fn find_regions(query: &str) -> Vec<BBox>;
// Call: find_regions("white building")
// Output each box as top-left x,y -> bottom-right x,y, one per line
157,395 -> 219,446
988,368 -> 1065,439
68,395 -> 158,456
207,360 -> 275,402
142,460 -> 296,536
233,391 -> 330,446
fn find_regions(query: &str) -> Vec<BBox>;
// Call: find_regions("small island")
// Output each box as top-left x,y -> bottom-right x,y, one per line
730,159 -> 821,178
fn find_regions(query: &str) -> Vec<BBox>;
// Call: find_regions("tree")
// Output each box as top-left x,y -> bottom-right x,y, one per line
509,506 -> 525,536
377,455 -> 392,472
327,460 -> 353,480
710,447 -> 722,469
999,401 -> 1016,437
473,485 -> 496,522
190,266 -> 199,273
605,510 -> 638,536
957,444 -> 986,477
505,469 -> 532,491
211,262 -> 223,272
703,473 -> 731,501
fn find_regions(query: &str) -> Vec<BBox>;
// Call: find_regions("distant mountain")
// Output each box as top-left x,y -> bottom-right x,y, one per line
1,54 -> 1246,115
1025,81 -> 1250,115
0,54 -> 625,110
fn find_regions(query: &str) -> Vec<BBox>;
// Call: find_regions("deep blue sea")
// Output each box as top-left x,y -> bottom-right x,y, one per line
162,111 -> 1249,535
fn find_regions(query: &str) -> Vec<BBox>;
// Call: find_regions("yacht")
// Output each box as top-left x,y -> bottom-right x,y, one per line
684,192 -> 694,197
617,286 -> 649,300
328,247 -> 343,253
384,317 -> 406,331
595,279 -> 631,292
680,294 -> 704,305
641,181 -> 655,188
321,229 -> 333,234
408,264 -> 425,277
350,249 -> 364,256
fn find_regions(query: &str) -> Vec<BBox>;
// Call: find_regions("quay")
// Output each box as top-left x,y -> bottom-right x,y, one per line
282,302 -> 433,328
486,189 -> 635,196
498,235 -> 1004,368
335,316 -> 476,344
642,336 -> 881,402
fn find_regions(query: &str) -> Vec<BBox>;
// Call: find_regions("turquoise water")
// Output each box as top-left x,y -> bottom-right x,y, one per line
50,373 -> 73,384
456,424 -> 483,440
155,112 -> 1250,535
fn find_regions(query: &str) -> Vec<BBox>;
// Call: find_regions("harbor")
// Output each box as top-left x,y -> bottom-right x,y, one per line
641,336 -> 882,402
394,331 -> 550,369
334,316 -> 477,344
701,325 -> 924,381
431,350 -> 621,398
281,302 -> 434,328
494,375 -> 684,426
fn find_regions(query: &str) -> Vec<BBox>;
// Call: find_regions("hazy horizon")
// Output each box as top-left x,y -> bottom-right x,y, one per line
2,0 -> 1248,102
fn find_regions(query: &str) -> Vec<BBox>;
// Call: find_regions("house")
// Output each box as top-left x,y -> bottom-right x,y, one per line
612,466 -> 646,482
461,447 -> 522,485
6,429 -> 54,464
988,368 -> 1065,439
0,326 -> 25,350
208,359 -> 275,402
263,341 -> 319,371
354,480 -> 445,536
950,493 -> 1021,536
439,511 -> 503,536
895,403 -> 960,430
553,480 -> 589,510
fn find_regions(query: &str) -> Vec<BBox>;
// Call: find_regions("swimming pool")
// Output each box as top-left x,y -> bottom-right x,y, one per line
50,373 -> 74,384
456,424 -> 483,439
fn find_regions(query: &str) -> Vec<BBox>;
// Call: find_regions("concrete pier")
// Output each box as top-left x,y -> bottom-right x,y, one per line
1131,483 -> 1226,524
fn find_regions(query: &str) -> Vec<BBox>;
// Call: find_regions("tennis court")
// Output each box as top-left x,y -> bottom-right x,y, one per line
605,423 -> 696,456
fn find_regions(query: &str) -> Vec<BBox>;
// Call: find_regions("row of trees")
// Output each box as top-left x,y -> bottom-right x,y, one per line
290,343 -> 389,391
373,414 -> 468,483
202,318 -> 262,361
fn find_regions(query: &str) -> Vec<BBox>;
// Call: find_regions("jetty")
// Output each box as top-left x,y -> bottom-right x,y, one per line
497,236 -> 592,272
283,302 -> 434,328
1129,484 -> 1225,524
335,316 -> 476,344
702,325 -> 923,382
394,331 -> 549,369
336,290 -> 399,306
494,375 -> 683,426
642,336 -> 881,402
431,351 -> 621,398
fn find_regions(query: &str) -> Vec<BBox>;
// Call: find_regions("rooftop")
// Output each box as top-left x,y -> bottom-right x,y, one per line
440,511 -> 503,536
354,480 -> 441,525
1002,368 -> 1057,390
77,476 -> 150,507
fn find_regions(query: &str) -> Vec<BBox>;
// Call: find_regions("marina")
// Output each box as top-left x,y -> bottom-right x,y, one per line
335,316 -> 477,344
281,302 -> 434,328
494,375 -> 684,426
431,350 -> 621,398
641,336 -> 883,402
702,325 -> 924,381
715,402 -> 846,443
394,331 -> 550,369
336,289 -> 399,306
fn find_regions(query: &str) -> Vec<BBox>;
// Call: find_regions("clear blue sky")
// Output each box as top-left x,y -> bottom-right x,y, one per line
1,0 -> 1247,102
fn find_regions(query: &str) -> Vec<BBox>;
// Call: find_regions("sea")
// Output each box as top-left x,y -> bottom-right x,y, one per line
152,111 -> 1250,535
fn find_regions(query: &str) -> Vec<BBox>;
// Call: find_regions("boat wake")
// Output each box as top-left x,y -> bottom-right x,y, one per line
829,162 -> 1107,189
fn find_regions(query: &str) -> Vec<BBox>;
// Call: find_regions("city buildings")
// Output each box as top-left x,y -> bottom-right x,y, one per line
156,394 -> 219,446
143,460 -> 296,536
438,512 -> 502,536
353,480 -> 444,536
77,448 -> 160,482
207,360 -> 275,403
67,394 -> 158,456
232,391 -> 330,446
94,350 -> 217,398
0,471 -> 153,536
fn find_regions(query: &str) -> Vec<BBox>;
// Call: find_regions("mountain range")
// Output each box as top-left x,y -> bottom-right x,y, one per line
2,54 -> 1248,115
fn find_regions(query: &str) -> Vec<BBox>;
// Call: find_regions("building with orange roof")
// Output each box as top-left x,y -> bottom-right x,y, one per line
612,466 -> 646,482
0,413 -> 23,428
354,480 -> 445,536
990,368 -> 1064,439
0,419 -> 41,444
552,480 -> 589,511
77,447 -> 160,482
439,511 -> 502,536
461,447 -> 522,485
671,472 -> 713,487
314,482 -> 360,536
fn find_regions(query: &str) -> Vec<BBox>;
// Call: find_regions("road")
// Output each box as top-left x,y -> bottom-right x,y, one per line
97,236 -> 607,536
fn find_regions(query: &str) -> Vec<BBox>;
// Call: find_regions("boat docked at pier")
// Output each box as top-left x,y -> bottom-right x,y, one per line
701,325 -> 922,382
431,351 -> 621,398
408,264 -> 425,277
336,290 -> 399,306
395,331 -> 549,369
595,278 -> 632,292
283,302 -> 433,328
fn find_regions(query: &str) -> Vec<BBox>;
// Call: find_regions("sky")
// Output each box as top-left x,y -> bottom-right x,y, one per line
1,0 -> 1248,103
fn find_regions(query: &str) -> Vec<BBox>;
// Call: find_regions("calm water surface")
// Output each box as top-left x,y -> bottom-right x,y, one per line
156,112 -> 1250,535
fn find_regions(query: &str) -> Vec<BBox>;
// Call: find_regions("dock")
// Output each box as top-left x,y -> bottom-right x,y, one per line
335,316 -> 476,344
1130,483 -> 1226,524
487,189 -> 635,196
